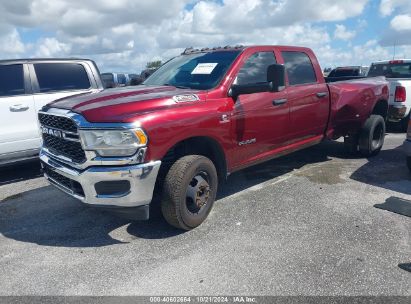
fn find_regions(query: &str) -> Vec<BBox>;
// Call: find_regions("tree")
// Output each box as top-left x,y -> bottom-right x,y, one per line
146,60 -> 162,69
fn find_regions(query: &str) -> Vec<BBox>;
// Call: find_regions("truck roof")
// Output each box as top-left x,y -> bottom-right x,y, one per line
0,58 -> 94,65
371,59 -> 411,64
181,45 -> 313,55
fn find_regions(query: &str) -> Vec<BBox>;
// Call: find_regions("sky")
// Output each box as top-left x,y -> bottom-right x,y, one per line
1,0 -> 411,73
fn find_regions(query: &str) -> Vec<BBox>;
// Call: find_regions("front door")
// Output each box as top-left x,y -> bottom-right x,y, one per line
231,51 -> 290,167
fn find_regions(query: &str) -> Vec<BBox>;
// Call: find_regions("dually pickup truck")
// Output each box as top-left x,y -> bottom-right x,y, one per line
39,45 -> 389,230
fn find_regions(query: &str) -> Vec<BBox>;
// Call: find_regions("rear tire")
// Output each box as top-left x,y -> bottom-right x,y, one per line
161,155 -> 218,230
359,114 -> 385,157
407,157 -> 411,173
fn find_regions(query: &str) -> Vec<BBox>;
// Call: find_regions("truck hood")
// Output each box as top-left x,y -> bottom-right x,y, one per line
48,85 -> 205,123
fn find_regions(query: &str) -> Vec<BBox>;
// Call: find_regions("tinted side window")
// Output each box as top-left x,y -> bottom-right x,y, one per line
236,52 -> 277,85
281,51 -> 317,85
0,64 -> 25,97
34,63 -> 90,93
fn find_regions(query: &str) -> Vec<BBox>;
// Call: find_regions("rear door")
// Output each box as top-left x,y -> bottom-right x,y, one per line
281,51 -> 329,142
231,50 -> 290,166
0,64 -> 38,156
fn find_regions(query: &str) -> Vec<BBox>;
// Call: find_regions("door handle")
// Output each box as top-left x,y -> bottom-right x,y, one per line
316,92 -> 328,98
272,98 -> 287,106
9,104 -> 29,112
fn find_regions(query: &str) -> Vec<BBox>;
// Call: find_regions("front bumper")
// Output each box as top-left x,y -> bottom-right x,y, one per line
387,105 -> 407,122
403,139 -> 411,156
40,150 -> 161,210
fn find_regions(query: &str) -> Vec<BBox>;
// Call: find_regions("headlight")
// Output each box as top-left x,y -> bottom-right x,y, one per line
79,129 -> 148,157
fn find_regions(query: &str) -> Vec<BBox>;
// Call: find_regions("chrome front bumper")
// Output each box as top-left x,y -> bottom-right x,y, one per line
40,150 -> 161,208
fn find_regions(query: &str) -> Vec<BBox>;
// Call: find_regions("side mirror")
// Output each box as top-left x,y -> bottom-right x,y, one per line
267,64 -> 285,92
229,64 -> 286,99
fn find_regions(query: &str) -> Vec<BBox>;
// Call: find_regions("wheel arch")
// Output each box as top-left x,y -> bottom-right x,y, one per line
159,136 -> 228,184
371,99 -> 388,120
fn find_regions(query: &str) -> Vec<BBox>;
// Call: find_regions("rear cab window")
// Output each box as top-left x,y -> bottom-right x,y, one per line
281,51 -> 317,85
368,62 -> 411,78
0,64 -> 25,97
34,63 -> 91,93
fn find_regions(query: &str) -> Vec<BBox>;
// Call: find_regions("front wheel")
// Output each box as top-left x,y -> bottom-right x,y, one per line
359,114 -> 386,157
407,157 -> 411,173
161,155 -> 218,230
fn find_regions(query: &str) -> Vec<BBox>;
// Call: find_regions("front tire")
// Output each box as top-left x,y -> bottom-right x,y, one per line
407,157 -> 411,173
161,155 -> 218,230
359,114 -> 386,157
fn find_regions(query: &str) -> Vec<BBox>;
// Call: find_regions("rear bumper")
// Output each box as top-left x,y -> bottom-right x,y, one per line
387,105 -> 407,122
403,139 -> 411,156
40,150 -> 161,212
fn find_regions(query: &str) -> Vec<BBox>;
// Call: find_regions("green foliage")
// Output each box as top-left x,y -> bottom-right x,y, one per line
146,60 -> 162,69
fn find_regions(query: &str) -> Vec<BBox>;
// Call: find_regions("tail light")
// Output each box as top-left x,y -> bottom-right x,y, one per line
394,86 -> 406,102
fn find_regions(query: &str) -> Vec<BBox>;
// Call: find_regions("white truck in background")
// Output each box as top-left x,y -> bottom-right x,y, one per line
0,59 -> 104,166
368,59 -> 411,131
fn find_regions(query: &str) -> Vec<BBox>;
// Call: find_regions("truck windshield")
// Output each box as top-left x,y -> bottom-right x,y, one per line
143,51 -> 241,90
368,62 -> 411,78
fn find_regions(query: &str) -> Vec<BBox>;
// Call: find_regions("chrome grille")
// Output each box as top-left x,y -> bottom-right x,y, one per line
38,113 -> 78,133
39,112 -> 86,164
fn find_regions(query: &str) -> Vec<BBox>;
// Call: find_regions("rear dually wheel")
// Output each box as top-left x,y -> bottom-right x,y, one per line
359,114 -> 386,157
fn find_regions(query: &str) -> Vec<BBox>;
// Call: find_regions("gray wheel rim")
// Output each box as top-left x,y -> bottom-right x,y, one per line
186,172 -> 211,214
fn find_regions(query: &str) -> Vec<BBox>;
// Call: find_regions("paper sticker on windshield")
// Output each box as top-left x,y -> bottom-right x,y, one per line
191,63 -> 218,74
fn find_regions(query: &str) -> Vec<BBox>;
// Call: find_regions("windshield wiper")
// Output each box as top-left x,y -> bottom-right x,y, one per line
162,83 -> 191,89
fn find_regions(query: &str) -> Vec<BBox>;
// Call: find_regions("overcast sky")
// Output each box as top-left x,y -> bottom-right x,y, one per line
1,0 -> 411,73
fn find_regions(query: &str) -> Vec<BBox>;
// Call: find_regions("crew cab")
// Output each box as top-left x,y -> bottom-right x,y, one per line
0,59 -> 103,166
368,59 -> 411,130
38,45 -> 389,230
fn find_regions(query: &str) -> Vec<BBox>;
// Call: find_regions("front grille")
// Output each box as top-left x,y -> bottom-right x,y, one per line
43,134 -> 86,163
38,113 -> 78,133
43,163 -> 84,197
39,112 -> 86,164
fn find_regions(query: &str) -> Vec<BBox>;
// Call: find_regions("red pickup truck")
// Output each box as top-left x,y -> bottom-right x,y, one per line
39,45 -> 389,230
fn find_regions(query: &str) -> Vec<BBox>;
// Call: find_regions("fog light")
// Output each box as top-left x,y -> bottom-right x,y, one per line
94,181 -> 131,197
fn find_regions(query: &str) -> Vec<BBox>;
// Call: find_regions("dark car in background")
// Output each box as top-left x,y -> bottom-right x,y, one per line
328,66 -> 369,77
101,72 -> 137,88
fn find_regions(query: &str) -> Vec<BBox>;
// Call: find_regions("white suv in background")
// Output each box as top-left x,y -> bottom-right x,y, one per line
368,59 -> 411,131
0,59 -> 104,166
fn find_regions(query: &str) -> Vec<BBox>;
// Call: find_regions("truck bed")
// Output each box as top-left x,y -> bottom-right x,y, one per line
326,76 -> 389,138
